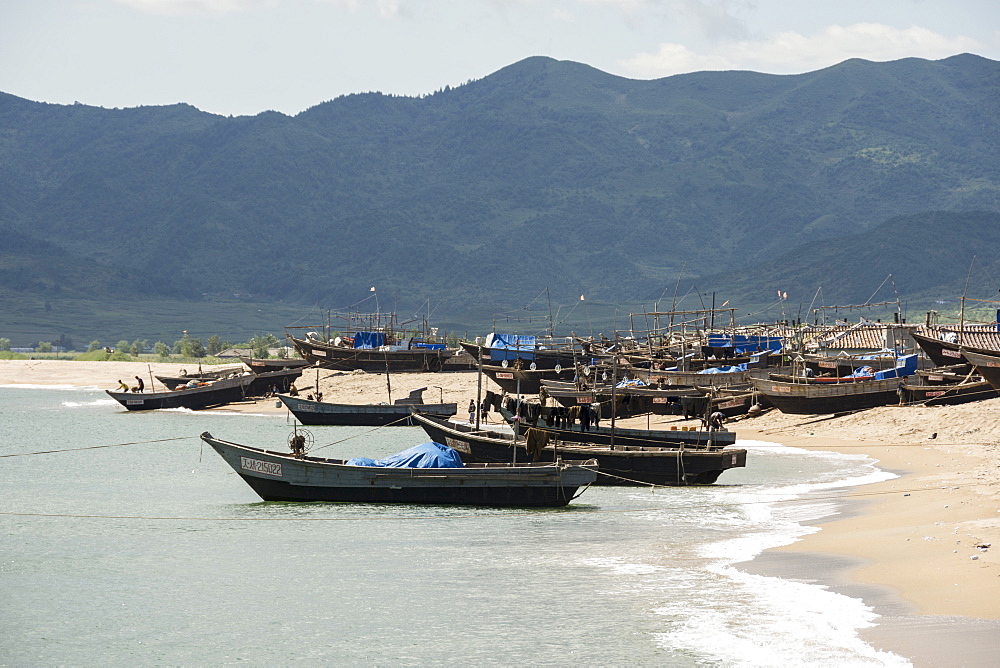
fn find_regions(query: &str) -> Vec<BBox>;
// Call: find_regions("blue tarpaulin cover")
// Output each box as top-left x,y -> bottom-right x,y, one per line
486,333 -> 537,362
707,334 -> 783,354
411,342 -> 446,350
346,441 -> 465,468
698,363 -> 748,374
352,332 -> 386,349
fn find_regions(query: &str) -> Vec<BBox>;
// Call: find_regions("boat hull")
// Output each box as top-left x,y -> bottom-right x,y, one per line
900,379 -> 999,406
751,376 -> 901,414
288,336 -> 449,372
200,432 -> 596,507
279,394 -> 457,426
107,375 -> 255,411
412,413 -> 746,486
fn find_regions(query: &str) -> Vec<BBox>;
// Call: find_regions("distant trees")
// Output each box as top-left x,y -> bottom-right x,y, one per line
35,341 -> 53,353
0,338 -> 9,351
206,335 -> 222,357
248,334 -> 278,358
116,340 -> 130,354
129,339 -> 147,356
154,341 -> 170,358
87,340 -> 102,352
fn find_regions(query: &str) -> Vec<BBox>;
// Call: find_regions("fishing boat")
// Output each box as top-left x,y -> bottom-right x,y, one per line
496,401 -> 736,446
278,388 -> 457,426
107,374 -> 257,411
911,331 -> 1000,367
410,412 -> 746,486
199,431 -> 598,507
286,308 -> 454,372
958,349 -> 1000,393
750,354 -> 918,414
287,333 -> 449,372
154,365 -> 246,386
238,356 -> 311,373
900,368 -> 998,406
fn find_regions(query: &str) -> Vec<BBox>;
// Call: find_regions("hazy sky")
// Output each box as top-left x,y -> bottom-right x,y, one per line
2,0 -> 997,117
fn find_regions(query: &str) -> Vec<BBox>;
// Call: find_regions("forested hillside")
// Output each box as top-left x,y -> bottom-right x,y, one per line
0,53 -> 998,342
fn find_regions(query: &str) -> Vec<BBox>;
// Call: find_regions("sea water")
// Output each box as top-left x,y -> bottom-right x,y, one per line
0,387 -> 909,666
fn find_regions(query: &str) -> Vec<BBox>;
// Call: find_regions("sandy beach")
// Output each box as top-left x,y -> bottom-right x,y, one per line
3,358 -> 998,662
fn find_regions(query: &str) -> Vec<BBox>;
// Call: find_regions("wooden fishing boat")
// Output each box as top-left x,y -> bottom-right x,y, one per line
481,362 -> 576,395
107,374 -> 257,411
287,334 -> 449,372
911,331 -> 972,366
750,376 -> 905,414
900,375 -> 998,406
279,392 -> 457,426
497,403 -> 737,448
411,412 -> 746,486
958,349 -> 1000,393
199,431 -> 598,507
154,365 -> 246,386
459,338 -> 587,371
239,356 -> 311,373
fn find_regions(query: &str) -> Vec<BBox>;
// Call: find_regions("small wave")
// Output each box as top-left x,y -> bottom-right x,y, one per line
61,398 -> 119,408
0,384 -> 102,391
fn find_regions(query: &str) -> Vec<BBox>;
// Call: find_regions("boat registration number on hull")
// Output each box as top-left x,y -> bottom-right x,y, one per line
240,456 -> 283,477
445,437 -> 471,454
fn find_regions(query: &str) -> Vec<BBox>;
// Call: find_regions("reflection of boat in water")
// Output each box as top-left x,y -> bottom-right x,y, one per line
199,431 -> 598,507
410,412 -> 746,486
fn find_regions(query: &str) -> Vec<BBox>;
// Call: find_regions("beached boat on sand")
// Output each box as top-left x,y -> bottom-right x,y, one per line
107,374 -> 257,411
199,431 -> 597,507
278,388 -> 457,426
410,412 -> 746,486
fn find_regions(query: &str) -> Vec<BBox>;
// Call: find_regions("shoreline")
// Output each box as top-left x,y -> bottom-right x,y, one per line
3,359 -> 999,662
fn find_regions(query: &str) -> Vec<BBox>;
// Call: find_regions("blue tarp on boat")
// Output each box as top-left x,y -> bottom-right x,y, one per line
352,332 -> 386,349
486,333 -> 537,362
874,354 -> 918,380
698,363 -> 749,374
346,441 -> 465,468
411,342 -> 446,350
707,334 -> 783,354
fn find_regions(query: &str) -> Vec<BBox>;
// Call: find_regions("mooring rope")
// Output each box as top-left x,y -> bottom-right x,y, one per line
0,436 -> 197,458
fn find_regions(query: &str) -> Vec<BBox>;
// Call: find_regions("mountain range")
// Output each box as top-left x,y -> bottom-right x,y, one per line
1,53 -> 998,345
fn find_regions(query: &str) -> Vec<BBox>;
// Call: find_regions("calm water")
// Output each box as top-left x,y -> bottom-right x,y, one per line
0,387 -> 908,666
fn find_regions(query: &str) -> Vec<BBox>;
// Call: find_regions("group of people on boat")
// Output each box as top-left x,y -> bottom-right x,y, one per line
115,376 -> 145,393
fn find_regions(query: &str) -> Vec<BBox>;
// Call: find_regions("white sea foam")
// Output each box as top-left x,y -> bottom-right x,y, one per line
61,398 -> 119,408
1,383 -> 102,391
650,439 -> 909,665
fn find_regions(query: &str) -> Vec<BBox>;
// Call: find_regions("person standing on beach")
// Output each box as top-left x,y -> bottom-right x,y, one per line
469,400 -> 476,424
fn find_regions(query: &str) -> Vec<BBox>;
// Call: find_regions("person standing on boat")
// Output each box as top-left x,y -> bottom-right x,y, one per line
134,376 -> 145,392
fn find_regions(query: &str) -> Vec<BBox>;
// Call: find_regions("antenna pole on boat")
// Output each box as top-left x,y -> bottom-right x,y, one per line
513,373 -> 521,465
960,255 -> 976,342
384,350 -> 392,404
475,349 -> 483,431
610,341 -> 617,449
546,287 -> 554,339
